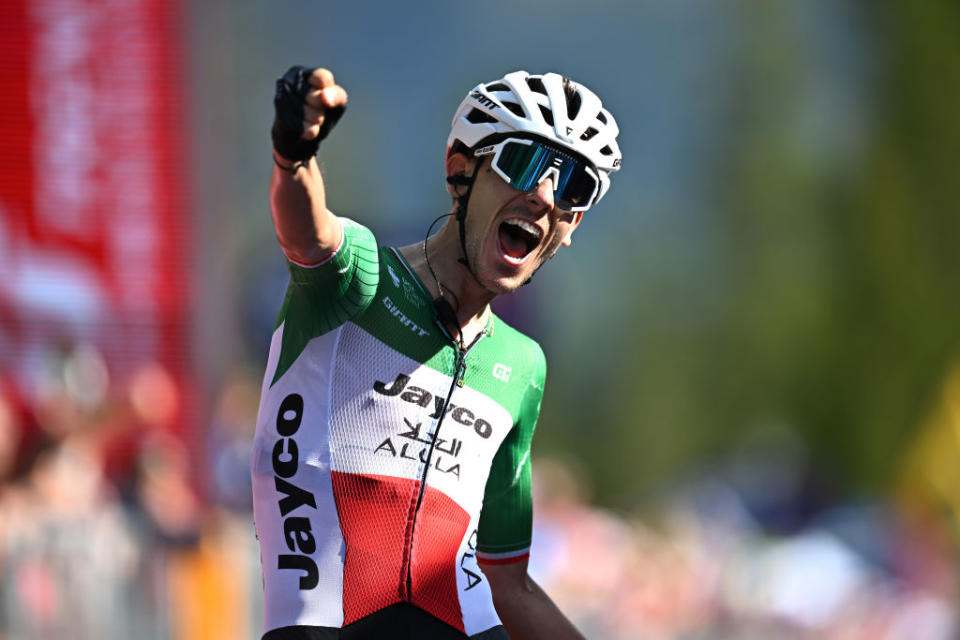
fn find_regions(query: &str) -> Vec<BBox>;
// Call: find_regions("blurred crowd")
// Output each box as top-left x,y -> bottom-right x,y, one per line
0,343 -> 957,640
529,458 -> 958,640
0,344 -> 262,639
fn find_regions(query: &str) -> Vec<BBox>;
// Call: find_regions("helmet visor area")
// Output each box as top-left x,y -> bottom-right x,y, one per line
476,138 -> 599,212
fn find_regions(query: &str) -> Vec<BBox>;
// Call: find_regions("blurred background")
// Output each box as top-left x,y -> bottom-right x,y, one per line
1,0 -> 959,638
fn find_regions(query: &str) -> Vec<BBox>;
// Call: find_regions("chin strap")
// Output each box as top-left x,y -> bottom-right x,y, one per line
446,155 -> 550,290
445,156 -> 487,286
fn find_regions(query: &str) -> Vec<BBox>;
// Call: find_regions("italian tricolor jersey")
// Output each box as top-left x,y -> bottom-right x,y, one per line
251,219 -> 546,637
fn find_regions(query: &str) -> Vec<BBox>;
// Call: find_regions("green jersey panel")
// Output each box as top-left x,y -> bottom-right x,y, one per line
475,338 -> 544,558
271,219 -> 379,385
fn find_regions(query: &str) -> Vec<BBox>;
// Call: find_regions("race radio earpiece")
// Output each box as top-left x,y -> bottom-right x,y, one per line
445,174 -> 472,187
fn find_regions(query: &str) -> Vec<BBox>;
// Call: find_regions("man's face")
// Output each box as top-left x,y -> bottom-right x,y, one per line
453,154 -> 583,294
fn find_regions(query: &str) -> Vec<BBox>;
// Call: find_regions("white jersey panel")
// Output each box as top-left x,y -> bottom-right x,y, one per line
457,522 -> 504,636
329,323 -> 514,511
252,323 -> 346,632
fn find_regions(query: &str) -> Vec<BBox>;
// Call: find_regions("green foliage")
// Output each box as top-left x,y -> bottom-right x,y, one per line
539,1 -> 960,507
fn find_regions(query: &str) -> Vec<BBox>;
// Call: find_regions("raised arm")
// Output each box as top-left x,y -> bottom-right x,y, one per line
270,67 -> 348,265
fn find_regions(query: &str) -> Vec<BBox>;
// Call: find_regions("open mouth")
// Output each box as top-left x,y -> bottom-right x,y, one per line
497,217 -> 543,265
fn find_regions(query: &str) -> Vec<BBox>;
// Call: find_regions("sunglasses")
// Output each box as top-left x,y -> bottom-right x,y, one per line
474,138 -> 600,212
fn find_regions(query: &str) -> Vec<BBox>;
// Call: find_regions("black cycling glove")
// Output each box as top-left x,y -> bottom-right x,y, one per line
271,65 -> 345,163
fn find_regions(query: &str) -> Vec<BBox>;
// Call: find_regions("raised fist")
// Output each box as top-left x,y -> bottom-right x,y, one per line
272,66 -> 347,163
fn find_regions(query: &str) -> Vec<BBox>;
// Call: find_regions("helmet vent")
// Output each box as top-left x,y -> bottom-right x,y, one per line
599,145 -> 613,156
581,127 -> 598,141
563,80 -> 582,120
486,82 -> 510,92
538,104 -> 554,126
501,101 -> 526,118
466,108 -> 497,124
526,77 -> 547,95
596,111 -> 608,124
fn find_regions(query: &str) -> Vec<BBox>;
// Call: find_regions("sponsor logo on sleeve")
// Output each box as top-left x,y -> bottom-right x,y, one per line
460,529 -> 484,591
387,264 -> 401,287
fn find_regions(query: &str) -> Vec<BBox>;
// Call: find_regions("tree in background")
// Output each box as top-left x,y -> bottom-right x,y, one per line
539,1 -> 960,517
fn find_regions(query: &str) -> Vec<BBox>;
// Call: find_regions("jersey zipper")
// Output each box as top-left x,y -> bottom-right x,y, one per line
403,329 -> 485,601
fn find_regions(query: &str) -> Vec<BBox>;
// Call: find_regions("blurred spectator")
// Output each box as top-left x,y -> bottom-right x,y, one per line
0,391 -> 22,485
205,370 -> 259,512
0,346 -> 140,639
127,429 -> 203,548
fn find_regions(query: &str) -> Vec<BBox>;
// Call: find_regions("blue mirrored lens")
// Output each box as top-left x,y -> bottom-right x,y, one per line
497,141 -> 597,209
499,142 -> 549,191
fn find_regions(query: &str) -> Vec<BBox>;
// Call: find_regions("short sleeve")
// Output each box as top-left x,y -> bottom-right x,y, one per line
270,218 -> 379,386
475,343 -> 546,564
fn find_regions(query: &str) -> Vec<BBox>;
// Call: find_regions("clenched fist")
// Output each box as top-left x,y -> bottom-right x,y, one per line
272,66 -> 348,163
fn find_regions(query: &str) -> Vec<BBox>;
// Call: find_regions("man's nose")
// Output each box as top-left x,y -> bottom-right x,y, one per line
525,174 -> 555,210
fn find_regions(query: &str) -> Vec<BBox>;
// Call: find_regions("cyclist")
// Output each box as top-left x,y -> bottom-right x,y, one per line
252,66 -> 621,640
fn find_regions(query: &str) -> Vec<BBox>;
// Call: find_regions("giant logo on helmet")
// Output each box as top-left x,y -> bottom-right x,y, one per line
469,90 -> 498,110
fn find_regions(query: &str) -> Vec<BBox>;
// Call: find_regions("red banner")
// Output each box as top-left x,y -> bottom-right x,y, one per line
0,0 -> 192,440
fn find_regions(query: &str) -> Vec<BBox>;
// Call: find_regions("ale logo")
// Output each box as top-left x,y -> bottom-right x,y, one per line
492,363 -> 511,383
386,265 -> 424,309
387,265 -> 401,288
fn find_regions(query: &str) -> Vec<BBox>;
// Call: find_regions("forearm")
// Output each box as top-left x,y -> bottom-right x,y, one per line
270,150 -> 342,264
489,570 -> 585,640
268,66 -> 347,264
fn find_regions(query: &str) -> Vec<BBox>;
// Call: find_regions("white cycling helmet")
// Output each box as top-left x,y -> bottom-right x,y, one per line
447,70 -> 621,205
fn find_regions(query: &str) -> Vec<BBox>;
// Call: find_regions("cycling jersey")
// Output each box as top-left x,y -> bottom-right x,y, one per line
251,219 -> 546,638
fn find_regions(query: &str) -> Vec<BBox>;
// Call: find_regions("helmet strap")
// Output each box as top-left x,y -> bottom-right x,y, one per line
448,155 -> 487,287
448,154 -> 552,290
